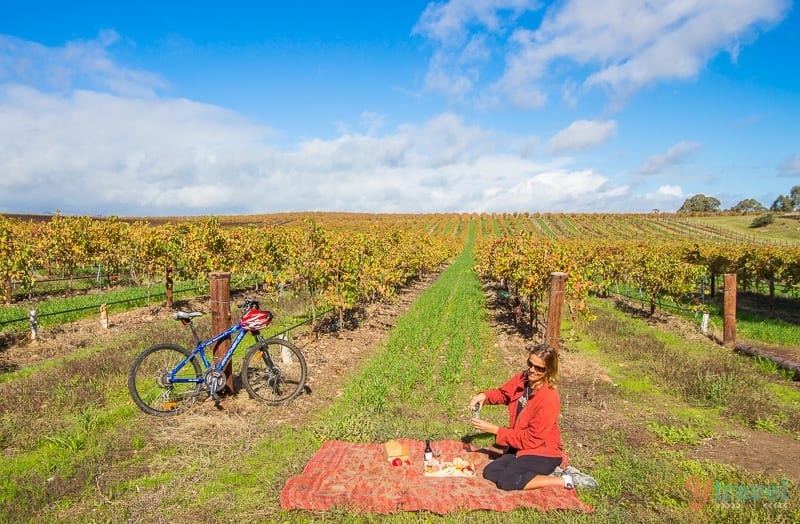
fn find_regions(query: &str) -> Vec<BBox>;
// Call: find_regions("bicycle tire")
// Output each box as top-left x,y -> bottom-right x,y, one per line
241,338 -> 307,405
128,343 -> 202,416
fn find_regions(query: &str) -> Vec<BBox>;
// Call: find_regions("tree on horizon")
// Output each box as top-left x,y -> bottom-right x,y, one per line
678,194 -> 722,213
729,198 -> 766,214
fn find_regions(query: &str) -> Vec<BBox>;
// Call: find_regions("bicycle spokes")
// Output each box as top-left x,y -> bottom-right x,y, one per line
128,344 -> 202,417
242,338 -> 307,405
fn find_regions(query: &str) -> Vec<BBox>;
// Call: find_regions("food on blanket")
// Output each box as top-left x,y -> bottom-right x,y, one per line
383,440 -> 409,463
425,458 -> 441,471
424,455 -> 475,477
453,457 -> 472,470
385,440 -> 403,456
391,458 -> 403,466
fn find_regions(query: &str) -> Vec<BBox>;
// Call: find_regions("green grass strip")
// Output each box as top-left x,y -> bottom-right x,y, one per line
310,219 -> 504,445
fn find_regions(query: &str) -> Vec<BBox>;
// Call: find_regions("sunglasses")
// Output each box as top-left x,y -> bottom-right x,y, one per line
527,360 -> 547,373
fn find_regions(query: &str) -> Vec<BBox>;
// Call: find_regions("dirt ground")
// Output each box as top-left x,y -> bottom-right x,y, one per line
2,273 -> 799,484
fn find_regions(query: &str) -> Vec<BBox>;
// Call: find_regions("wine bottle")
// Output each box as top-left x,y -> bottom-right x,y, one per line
424,439 -> 432,462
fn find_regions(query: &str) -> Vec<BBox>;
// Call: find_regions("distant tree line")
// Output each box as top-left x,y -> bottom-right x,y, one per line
678,185 -> 800,214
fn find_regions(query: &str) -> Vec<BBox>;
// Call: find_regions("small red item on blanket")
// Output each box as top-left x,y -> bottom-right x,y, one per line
280,439 -> 593,514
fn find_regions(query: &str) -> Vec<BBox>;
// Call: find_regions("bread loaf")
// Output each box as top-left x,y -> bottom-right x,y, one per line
383,440 -> 409,461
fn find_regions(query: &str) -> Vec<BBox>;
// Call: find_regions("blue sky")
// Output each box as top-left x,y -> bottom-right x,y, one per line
1,0 -> 799,216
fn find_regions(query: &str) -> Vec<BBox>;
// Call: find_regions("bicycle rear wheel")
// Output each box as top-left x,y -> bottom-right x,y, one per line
242,338 -> 307,405
128,344 -> 202,416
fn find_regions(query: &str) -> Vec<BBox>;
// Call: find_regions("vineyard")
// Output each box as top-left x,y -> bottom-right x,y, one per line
0,212 -> 798,522
0,213 -> 464,331
3,212 -> 798,314
2,211 -> 799,367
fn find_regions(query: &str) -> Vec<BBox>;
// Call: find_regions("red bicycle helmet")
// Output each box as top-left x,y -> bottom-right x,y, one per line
240,308 -> 273,332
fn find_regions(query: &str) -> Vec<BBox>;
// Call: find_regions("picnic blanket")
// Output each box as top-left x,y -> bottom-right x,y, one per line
280,439 -> 594,514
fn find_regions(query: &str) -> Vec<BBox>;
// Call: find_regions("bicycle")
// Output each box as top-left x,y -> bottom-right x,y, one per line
127,299 -> 308,416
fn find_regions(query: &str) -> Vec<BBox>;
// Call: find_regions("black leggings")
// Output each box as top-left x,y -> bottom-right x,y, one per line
483,453 -> 562,491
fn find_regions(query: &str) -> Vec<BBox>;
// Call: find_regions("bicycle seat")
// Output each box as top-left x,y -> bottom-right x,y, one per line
173,311 -> 204,321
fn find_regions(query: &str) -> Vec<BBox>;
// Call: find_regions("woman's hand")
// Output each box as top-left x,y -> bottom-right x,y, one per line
469,393 -> 497,433
471,417 -> 499,435
469,393 -> 486,412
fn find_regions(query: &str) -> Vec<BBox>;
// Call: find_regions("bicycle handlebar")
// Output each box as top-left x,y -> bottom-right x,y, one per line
239,299 -> 260,312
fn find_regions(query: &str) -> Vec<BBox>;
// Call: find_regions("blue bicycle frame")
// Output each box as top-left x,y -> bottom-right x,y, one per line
168,322 -> 251,385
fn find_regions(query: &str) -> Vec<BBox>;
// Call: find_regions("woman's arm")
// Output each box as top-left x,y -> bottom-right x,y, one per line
479,371 -> 526,407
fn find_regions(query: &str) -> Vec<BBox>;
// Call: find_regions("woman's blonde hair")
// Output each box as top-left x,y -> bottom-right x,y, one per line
528,343 -> 558,385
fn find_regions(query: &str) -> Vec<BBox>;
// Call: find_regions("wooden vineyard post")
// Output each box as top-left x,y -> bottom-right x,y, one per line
210,272 -> 234,393
723,273 -> 737,348
4,275 -> 11,305
545,272 -> 568,351
165,265 -> 174,309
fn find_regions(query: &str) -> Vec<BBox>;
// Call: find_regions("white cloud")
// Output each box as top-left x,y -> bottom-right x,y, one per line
478,168 -> 633,212
0,84 -> 276,214
412,0 -> 536,46
413,0 -> 540,99
639,141 -> 701,175
546,119 -> 616,153
0,79 -> 654,215
653,185 -> 684,198
0,31 -> 167,97
414,0 -> 789,109
0,31 -> 701,215
643,185 -> 685,205
420,49 -> 479,101
579,0 -> 788,100
637,185 -> 685,212
504,0 -> 789,107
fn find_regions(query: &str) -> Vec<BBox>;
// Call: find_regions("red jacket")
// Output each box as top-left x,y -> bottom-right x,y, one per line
482,372 -> 564,459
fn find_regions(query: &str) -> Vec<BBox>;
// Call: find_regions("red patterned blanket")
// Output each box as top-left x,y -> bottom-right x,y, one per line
280,439 -> 593,515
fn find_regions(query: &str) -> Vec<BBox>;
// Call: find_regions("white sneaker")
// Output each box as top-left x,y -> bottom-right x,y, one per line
556,467 -> 598,489
562,474 -> 575,489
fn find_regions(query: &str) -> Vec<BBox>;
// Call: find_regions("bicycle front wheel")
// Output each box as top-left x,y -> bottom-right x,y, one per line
128,344 -> 202,416
242,338 -> 307,405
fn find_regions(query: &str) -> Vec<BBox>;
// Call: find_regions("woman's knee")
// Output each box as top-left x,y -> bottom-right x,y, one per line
482,458 -> 508,482
482,464 -> 501,482
495,475 -> 523,491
